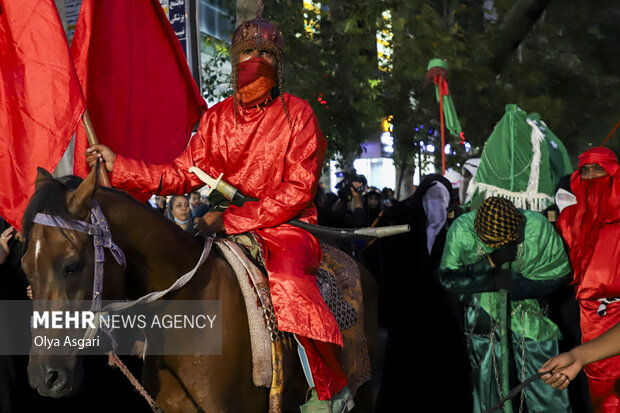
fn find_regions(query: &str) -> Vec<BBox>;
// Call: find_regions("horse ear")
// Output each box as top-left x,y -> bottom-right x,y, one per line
35,167 -> 54,190
67,161 -> 99,219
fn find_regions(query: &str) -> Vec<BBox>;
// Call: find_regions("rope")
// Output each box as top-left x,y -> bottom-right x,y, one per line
107,351 -> 162,413
489,293 -> 503,400
519,307 -> 526,413
257,0 -> 263,19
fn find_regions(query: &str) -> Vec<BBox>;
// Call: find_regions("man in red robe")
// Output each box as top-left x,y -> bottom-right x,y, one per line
86,16 -> 352,412
556,147 -> 620,412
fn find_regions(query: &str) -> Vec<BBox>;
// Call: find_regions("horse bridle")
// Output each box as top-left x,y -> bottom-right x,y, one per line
32,201 -> 126,314
31,201 -> 213,343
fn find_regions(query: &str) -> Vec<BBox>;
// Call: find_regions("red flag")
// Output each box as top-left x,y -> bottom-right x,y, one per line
0,0 -> 86,230
71,0 -> 207,186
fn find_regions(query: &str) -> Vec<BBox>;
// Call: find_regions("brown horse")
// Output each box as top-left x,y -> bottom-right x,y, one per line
21,166 -> 377,412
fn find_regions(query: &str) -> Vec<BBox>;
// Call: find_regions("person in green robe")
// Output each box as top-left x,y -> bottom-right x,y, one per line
438,196 -> 572,412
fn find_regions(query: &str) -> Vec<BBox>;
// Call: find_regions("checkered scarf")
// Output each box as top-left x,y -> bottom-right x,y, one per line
474,197 -> 525,248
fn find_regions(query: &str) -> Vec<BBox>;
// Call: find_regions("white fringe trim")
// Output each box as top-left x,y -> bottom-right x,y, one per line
525,118 -> 544,197
465,182 -> 554,212
465,119 -> 552,212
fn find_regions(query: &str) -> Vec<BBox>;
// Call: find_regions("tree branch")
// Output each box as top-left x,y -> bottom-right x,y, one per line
490,0 -> 552,73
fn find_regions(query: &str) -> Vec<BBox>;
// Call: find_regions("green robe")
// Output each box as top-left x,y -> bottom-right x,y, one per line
439,210 -> 571,412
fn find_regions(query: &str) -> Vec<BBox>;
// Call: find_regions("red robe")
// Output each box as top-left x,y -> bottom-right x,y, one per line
556,147 -> 620,412
112,93 -> 349,399
110,93 -> 342,347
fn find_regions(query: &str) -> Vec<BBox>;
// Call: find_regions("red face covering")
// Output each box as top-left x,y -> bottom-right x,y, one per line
569,147 -> 620,283
236,57 -> 276,108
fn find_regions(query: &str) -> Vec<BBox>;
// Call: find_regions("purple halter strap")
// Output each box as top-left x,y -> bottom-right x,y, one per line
32,201 -> 126,312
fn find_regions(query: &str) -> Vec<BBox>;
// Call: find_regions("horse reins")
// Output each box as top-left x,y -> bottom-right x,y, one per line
32,201 -> 214,413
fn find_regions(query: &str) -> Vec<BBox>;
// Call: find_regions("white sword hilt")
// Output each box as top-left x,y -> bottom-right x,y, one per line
189,166 -> 224,197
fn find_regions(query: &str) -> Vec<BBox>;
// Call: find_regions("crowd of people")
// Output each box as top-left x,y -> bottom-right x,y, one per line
145,142 -> 619,413
148,191 -> 210,233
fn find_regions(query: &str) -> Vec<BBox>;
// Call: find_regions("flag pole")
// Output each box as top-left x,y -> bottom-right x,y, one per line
82,109 -> 111,187
439,89 -> 446,175
601,119 -> 620,147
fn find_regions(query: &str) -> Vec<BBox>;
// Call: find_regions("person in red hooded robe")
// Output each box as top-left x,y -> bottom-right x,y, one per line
85,14 -> 353,412
555,147 -> 620,412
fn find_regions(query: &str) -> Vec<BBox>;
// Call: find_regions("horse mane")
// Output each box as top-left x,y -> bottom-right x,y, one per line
22,176 -> 77,243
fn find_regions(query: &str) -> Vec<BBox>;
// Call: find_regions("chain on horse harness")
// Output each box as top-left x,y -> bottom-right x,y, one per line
33,201 -> 214,413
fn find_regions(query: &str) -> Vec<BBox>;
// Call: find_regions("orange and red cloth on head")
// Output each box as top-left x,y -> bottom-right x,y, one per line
570,147 -> 620,223
236,56 -> 276,107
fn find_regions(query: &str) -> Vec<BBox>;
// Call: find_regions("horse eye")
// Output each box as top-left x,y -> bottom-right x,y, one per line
64,262 -> 83,276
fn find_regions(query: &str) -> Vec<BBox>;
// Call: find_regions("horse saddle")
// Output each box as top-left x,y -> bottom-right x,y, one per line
214,235 -> 371,398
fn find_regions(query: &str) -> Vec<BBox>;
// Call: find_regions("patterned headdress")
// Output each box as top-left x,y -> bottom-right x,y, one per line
230,6 -> 284,62
474,196 -> 525,248
230,1 -> 290,126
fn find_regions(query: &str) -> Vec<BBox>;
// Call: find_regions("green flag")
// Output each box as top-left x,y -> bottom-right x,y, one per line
426,58 -> 463,136
466,104 -> 570,211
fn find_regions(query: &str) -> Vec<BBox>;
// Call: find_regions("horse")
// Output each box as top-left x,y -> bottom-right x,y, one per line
20,166 -> 377,412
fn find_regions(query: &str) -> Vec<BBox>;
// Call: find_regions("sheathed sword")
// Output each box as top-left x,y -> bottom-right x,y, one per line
188,166 -> 409,240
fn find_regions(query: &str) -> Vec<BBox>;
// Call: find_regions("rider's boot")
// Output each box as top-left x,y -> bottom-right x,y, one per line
300,386 -> 354,413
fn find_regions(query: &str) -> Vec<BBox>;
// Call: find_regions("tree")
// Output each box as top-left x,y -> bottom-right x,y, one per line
209,1 -> 620,176
263,0 -> 384,165
380,0 -> 620,173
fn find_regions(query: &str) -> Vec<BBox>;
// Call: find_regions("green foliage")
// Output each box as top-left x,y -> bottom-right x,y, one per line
201,0 -> 619,170
262,0 -> 384,164
502,0 -> 620,157
200,37 -> 233,103
378,0 -> 620,170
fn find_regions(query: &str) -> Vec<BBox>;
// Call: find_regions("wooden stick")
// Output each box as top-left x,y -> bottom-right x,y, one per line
439,88 -> 446,175
601,119 -> 620,147
82,109 -> 111,187
499,288 -> 513,413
